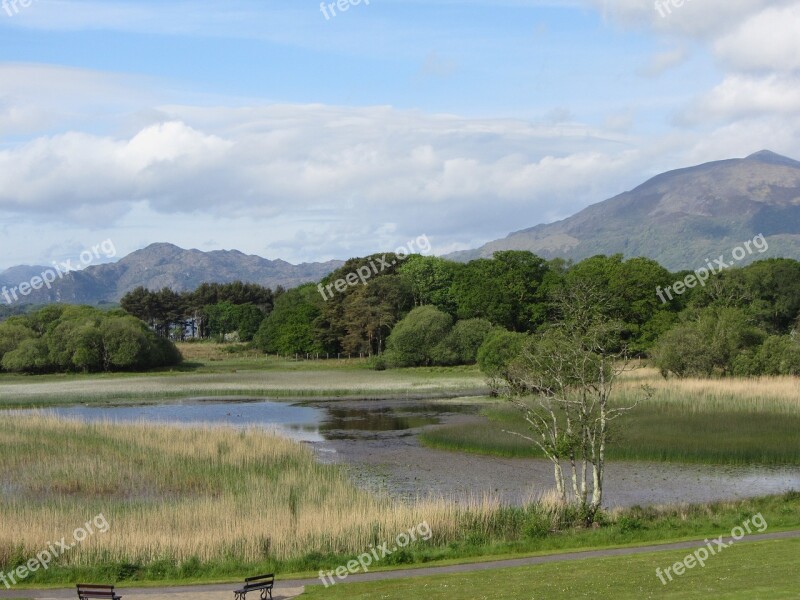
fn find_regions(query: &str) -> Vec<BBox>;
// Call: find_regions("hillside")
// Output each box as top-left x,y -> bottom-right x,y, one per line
0,243 -> 343,305
448,150 -> 800,270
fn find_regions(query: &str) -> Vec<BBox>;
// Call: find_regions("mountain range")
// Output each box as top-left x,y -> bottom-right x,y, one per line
446,150 -> 800,270
4,149 -> 800,306
0,244 -> 343,305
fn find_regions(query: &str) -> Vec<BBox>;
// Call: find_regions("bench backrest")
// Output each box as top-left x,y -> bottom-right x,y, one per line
243,574 -> 274,589
77,584 -> 117,599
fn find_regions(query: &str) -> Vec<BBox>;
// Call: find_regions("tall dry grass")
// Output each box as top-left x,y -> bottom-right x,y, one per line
617,367 -> 800,414
0,415 -> 502,567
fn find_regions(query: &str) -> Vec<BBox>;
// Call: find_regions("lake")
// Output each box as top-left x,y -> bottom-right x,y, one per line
15,398 -> 800,508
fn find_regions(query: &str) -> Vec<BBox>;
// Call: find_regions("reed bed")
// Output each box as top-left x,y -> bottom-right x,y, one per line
0,414 -> 504,568
422,369 -> 800,464
617,368 -> 800,414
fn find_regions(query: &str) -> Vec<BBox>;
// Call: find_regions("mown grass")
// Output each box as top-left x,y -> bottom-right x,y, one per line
420,370 -> 800,465
2,415 -> 799,586
300,537 -> 800,599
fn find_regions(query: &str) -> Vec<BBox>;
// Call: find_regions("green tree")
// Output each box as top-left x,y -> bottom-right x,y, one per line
692,259 -> 800,334
398,255 -> 457,313
476,329 -> 527,391
1,338 -> 50,373
0,320 -> 35,363
652,307 -> 765,377
384,306 -> 453,367
205,302 -> 240,341
434,318 -> 495,365
564,255 -> 677,353
236,304 -> 267,342
254,284 -> 323,355
451,251 -> 552,331
0,306 -> 181,374
733,334 -> 800,377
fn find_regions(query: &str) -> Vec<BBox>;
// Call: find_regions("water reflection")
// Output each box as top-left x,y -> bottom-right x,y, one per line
12,399 -> 476,443
318,405 -> 457,439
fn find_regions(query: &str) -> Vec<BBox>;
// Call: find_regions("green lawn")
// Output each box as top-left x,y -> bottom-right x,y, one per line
300,537 -> 800,599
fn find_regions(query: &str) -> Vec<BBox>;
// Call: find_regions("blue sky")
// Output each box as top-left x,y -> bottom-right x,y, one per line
0,0 -> 798,268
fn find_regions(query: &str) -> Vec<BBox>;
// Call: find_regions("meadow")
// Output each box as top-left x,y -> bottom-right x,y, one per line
420,368 -> 800,465
1,353 -> 799,589
1,414 -> 799,586
0,343 -> 487,409
0,414 -> 499,582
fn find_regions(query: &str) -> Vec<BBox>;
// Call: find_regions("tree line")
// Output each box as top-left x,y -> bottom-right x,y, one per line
251,251 -> 800,377
120,281 -> 280,341
84,250 -> 800,378
0,305 -> 181,374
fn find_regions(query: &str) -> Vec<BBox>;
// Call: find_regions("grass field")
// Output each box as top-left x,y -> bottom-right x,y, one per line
300,537 -> 800,599
0,414 -> 501,583
420,368 -> 800,465
0,344 -> 487,409
2,414 -> 799,586
2,353 -> 799,589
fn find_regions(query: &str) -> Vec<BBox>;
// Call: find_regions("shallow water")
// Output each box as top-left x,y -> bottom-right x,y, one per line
14,398 -> 800,508
12,397 -> 470,443
325,435 -> 800,508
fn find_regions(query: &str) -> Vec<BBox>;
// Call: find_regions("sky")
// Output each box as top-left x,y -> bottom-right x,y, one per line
1,0 -> 799,268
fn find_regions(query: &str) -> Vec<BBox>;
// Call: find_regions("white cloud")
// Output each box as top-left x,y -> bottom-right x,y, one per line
588,0 -> 796,39
0,122 -> 233,214
714,4 -> 800,72
681,73 -> 800,122
0,81 -> 652,261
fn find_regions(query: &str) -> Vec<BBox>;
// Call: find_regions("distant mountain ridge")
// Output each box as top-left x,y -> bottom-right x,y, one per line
447,150 -> 800,270
6,150 -> 800,307
0,243 -> 344,305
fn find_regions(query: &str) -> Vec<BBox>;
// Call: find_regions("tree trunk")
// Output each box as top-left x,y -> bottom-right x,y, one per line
553,460 -> 566,503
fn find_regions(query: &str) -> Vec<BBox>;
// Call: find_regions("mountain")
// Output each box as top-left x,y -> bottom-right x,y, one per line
0,243 -> 344,305
448,150 -> 800,270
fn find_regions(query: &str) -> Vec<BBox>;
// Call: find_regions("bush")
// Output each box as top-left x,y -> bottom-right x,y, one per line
652,307 -> 765,377
367,355 -> 387,371
253,285 -> 322,355
477,329 -> 527,379
434,318 -> 495,365
733,335 -> 800,376
0,306 -> 181,374
523,512 -> 551,539
384,306 -> 453,367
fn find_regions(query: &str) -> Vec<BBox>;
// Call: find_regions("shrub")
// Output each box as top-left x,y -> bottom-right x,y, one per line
0,306 -> 181,374
384,306 -> 453,367
435,318 -> 495,365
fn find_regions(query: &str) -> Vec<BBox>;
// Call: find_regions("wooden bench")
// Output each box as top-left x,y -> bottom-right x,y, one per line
76,584 -> 121,600
234,573 -> 274,600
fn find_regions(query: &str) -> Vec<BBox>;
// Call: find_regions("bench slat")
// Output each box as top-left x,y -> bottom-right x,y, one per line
77,584 -> 120,600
